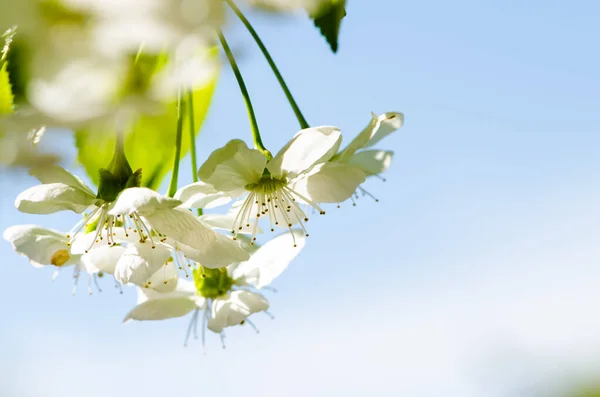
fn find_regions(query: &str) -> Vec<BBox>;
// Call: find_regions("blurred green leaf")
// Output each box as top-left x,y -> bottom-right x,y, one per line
311,0 -> 347,53
75,79 -> 217,191
0,63 -> 13,115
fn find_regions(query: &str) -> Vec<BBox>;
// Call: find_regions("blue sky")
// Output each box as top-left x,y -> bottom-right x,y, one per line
2,1 -> 600,396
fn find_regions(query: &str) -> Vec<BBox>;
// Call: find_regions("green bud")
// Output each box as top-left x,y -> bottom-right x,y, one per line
193,266 -> 234,299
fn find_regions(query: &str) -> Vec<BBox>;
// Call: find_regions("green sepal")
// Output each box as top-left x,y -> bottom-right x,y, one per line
193,266 -> 234,299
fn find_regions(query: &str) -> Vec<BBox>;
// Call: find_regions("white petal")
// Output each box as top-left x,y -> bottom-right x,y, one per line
3,224 -> 74,268
207,290 -> 269,333
345,150 -> 394,176
81,245 -> 126,275
137,279 -> 197,304
335,112 -> 403,161
143,260 -> 179,293
267,126 -> 341,179
176,232 -> 250,269
291,162 -> 366,203
114,242 -> 172,286
15,183 -> 97,214
29,165 -> 96,196
231,230 -> 305,288
198,139 -> 266,193
174,181 -> 233,209
109,187 -> 181,216
200,207 -> 263,235
144,208 -> 216,249
124,296 -> 196,322
364,112 -> 404,148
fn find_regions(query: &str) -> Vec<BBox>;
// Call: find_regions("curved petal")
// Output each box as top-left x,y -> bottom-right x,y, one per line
207,290 -> 269,333
198,139 -> 266,192
335,112 -> 403,161
109,187 -> 181,216
3,224 -> 75,268
81,244 -> 127,275
291,162 -> 365,203
176,232 -> 250,269
231,230 -> 305,288
144,208 -> 216,249
143,260 -> 179,293
114,242 -> 172,286
364,112 -> 404,148
174,182 -> 233,209
15,183 -> 97,214
124,297 -> 197,322
267,126 -> 341,179
345,150 -> 394,176
29,165 -> 96,196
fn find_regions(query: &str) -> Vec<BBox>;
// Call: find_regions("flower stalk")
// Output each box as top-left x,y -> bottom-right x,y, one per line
217,29 -> 272,160
167,92 -> 185,198
187,90 -> 202,215
225,0 -> 310,130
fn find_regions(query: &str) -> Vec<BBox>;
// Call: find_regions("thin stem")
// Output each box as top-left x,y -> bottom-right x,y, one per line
167,92 -> 185,198
187,90 -> 202,216
225,0 -> 309,129
217,29 -> 272,159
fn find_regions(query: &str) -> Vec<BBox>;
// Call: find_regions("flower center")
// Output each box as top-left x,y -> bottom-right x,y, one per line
232,174 -> 324,246
193,266 -> 234,299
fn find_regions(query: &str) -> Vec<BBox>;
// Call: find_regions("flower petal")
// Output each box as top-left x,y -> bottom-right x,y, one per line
15,183 -> 97,214
200,208 -> 263,235
364,112 -> 404,149
3,224 -> 75,268
291,162 -> 366,203
143,260 -> 179,293
109,187 -> 181,216
207,290 -> 269,333
335,112 -> 403,161
81,245 -> 127,275
174,182 -> 233,209
267,126 -> 341,179
124,295 -> 197,322
114,242 -> 172,286
144,208 -> 216,249
345,150 -> 394,176
29,165 -> 96,197
231,230 -> 305,288
198,139 -> 266,193
176,232 -> 250,269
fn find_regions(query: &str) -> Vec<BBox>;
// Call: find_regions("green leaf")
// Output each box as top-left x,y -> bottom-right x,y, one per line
0,63 -> 13,115
311,0 -> 347,53
0,27 -> 16,115
75,78 -> 217,191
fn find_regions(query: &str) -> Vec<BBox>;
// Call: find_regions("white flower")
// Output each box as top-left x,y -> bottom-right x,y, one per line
195,127 -> 365,242
2,224 -> 101,294
326,111 -> 404,204
124,230 -> 306,349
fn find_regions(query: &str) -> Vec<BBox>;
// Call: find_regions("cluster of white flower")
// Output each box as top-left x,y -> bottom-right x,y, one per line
1,0 -> 404,349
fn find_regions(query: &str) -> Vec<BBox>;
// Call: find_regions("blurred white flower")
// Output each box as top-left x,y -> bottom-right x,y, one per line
194,127 -> 365,243
124,230 -> 305,349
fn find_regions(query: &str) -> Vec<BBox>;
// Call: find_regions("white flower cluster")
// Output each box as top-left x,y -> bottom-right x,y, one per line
3,111 -> 403,348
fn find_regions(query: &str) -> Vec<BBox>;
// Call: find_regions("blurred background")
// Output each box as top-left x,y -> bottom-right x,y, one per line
2,0 -> 600,396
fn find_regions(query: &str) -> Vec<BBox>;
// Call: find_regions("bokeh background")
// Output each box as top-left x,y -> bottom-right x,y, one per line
2,1 -> 600,396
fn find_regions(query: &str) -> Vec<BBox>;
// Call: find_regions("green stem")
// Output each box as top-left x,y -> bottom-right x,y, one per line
187,90 -> 202,215
217,29 -> 272,159
167,92 -> 185,197
225,0 -> 310,130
